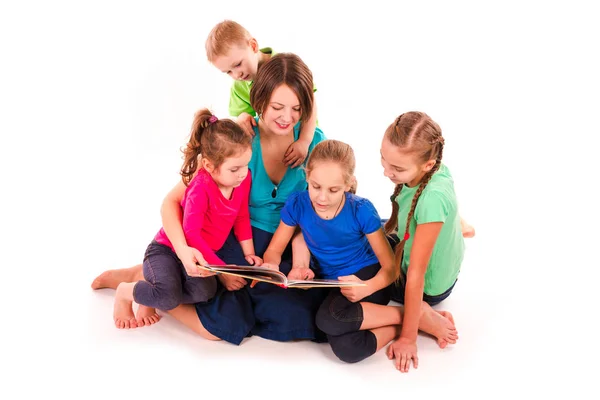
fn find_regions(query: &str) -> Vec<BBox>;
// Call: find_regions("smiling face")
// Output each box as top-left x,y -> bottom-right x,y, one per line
261,84 -> 301,135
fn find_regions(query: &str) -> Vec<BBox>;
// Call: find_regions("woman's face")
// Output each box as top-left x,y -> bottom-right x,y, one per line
261,84 -> 301,136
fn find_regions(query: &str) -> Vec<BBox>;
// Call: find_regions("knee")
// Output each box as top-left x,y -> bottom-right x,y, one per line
158,293 -> 182,311
316,298 -> 361,336
328,333 -> 376,364
197,277 -> 218,301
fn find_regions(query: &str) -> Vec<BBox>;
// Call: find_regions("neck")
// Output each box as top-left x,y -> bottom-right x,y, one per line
257,119 -> 294,143
257,51 -> 271,68
407,171 -> 427,188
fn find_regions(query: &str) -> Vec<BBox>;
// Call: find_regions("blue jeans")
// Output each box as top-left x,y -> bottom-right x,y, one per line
194,227 -> 329,345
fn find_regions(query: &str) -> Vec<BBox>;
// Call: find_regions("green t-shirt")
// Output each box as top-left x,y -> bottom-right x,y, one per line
228,48 -> 317,117
394,164 -> 464,296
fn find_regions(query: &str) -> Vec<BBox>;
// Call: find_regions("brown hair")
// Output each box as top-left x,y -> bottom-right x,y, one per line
250,53 -> 314,125
180,108 -> 252,185
305,140 -> 357,194
382,112 -> 445,281
205,20 -> 252,62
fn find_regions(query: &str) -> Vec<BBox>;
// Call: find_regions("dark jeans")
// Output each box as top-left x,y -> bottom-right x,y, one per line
133,241 -> 217,310
195,227 -> 329,345
315,263 -> 392,363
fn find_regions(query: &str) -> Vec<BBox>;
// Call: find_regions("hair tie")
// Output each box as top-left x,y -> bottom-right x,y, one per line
403,232 -> 410,241
209,115 -> 218,124
390,194 -> 396,202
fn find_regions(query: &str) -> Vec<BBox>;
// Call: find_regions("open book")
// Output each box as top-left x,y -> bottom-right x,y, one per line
196,263 -> 366,289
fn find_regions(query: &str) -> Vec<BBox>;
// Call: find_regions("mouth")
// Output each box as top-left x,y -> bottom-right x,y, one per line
243,74 -> 250,80
275,121 -> 291,130
315,203 -> 328,209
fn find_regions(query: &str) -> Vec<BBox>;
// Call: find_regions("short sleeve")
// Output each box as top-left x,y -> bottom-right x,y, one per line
229,82 -> 255,117
280,191 -> 302,227
414,190 -> 450,224
356,198 -> 382,235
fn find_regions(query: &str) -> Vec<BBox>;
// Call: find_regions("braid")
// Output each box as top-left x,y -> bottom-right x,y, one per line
384,184 -> 403,236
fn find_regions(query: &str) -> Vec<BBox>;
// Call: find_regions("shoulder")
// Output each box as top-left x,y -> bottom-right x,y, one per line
421,164 -> 457,202
285,190 -> 308,207
231,80 -> 251,95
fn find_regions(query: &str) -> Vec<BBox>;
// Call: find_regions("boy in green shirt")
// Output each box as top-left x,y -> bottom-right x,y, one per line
205,20 -> 317,168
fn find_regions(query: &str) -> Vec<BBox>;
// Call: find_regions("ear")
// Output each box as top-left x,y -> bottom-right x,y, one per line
201,157 -> 215,173
249,38 -> 259,53
422,159 -> 436,173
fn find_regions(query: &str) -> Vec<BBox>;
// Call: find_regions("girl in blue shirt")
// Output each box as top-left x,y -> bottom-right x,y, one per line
262,139 -> 399,363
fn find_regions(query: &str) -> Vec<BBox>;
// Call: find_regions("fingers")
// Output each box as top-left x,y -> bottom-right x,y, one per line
413,353 -> 419,369
387,345 -> 394,360
251,118 -> 257,126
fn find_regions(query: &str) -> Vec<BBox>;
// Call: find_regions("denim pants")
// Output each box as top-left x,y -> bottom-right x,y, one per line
315,263 -> 392,363
133,241 -> 217,310
194,227 -> 329,345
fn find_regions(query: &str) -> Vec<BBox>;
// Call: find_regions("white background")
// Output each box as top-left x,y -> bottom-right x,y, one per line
1,0 -> 598,398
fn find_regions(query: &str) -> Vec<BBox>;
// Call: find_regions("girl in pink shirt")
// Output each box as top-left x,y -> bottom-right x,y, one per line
112,108 -> 260,329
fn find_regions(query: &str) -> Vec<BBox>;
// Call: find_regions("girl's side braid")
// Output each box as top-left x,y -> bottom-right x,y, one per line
384,184 -> 403,236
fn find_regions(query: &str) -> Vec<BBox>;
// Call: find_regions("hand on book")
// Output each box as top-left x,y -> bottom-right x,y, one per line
250,263 -> 279,288
339,275 -> 371,302
179,246 -> 215,278
287,266 -> 315,280
245,254 -> 263,266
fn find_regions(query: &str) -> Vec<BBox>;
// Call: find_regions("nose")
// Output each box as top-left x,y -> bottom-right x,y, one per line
237,70 -> 244,79
383,167 -> 394,179
280,108 -> 292,122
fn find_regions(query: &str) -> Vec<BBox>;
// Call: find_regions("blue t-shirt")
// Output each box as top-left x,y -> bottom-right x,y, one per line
248,117 -> 326,233
280,191 -> 382,279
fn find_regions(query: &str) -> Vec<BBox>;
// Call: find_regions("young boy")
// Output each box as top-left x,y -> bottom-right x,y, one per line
205,20 -> 318,168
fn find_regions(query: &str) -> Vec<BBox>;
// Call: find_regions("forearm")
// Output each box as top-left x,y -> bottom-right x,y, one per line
291,230 -> 311,268
399,269 -> 425,342
239,239 -> 256,257
299,102 -> 317,144
263,248 -> 283,266
366,261 -> 397,292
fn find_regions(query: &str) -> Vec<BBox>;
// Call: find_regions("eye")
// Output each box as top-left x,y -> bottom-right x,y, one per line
312,184 -> 320,189
330,189 -> 339,193
236,61 -> 242,67
230,168 -> 239,173
293,107 -> 301,112
272,106 -> 283,111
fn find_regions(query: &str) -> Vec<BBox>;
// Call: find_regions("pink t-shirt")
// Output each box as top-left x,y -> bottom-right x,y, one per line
154,168 -> 252,265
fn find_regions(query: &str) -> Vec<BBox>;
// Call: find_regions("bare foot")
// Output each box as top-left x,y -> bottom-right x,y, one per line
461,219 -> 476,238
91,264 -> 143,290
419,308 -> 458,349
113,282 -> 138,329
136,305 -> 161,327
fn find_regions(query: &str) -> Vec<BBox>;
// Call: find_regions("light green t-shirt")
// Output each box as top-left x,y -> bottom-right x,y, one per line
228,47 -> 317,117
394,164 -> 465,296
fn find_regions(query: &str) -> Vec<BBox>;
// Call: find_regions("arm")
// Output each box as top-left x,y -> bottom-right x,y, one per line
182,187 -> 226,266
339,228 -> 397,302
387,222 -> 443,372
284,99 -> 318,168
365,228 -> 398,291
399,222 -> 443,343
262,221 -> 297,269
160,180 -> 187,253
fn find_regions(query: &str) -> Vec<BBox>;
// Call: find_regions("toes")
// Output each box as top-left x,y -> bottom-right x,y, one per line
437,339 -> 448,349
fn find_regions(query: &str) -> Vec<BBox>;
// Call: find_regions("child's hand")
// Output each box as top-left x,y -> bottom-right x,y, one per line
177,246 -> 215,278
338,275 -> 371,302
387,337 -> 418,373
283,138 -> 310,168
218,274 -> 247,291
287,266 -> 314,280
245,254 -> 263,266
237,112 -> 257,137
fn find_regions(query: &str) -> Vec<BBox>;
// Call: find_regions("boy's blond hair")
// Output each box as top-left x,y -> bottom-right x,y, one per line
205,20 -> 252,62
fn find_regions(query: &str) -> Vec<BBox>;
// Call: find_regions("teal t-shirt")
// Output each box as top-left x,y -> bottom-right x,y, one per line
248,117 -> 326,233
394,164 -> 465,295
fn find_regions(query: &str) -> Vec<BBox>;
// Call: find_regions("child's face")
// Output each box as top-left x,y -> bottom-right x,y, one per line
261,84 -> 301,136
212,41 -> 259,81
380,137 -> 435,187
207,148 -> 252,188
307,162 -> 351,214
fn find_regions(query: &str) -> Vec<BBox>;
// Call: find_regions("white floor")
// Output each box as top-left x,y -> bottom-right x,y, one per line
2,1 -> 599,398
